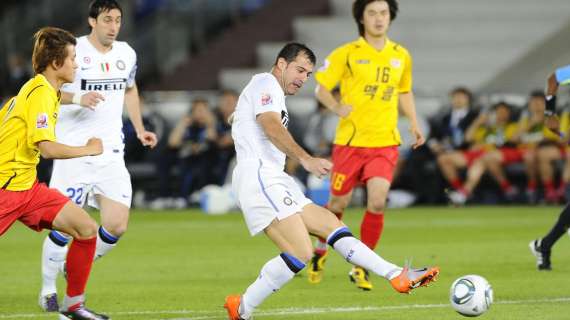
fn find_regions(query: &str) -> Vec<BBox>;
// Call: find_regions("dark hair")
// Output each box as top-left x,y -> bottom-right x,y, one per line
220,89 -> 238,97
450,86 -> 473,104
353,0 -> 399,36
529,90 -> 545,99
492,101 -> 511,111
274,42 -> 316,66
32,27 -> 76,74
89,0 -> 123,19
191,98 -> 209,108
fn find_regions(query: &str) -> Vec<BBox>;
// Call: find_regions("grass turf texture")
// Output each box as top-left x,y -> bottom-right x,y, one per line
1,206 -> 569,319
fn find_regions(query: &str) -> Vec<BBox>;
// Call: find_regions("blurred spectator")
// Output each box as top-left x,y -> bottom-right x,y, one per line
2,53 -> 30,97
212,89 -> 238,184
426,87 -> 478,203
427,87 -> 479,155
123,97 -> 167,163
442,102 -> 519,204
152,98 -> 218,208
514,91 -> 565,203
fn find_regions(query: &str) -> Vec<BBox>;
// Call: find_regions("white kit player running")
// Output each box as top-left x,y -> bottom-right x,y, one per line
39,0 -> 157,312
223,43 -> 440,320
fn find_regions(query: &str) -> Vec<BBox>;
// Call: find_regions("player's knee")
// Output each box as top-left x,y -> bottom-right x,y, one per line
103,223 -> 127,237
368,199 -> 386,212
294,247 -> 313,264
73,219 -> 98,240
329,197 -> 349,212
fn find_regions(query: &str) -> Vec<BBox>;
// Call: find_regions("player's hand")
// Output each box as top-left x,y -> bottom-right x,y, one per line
138,130 -> 158,148
301,157 -> 332,178
410,126 -> 425,149
545,114 -> 562,136
85,138 -> 103,156
80,92 -> 105,110
334,104 -> 353,118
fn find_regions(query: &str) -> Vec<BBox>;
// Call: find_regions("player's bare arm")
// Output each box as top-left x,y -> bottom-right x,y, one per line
38,138 -> 103,159
399,91 -> 424,148
315,84 -> 352,118
465,113 -> 488,143
60,91 -> 105,110
125,84 -> 158,148
257,111 -> 331,177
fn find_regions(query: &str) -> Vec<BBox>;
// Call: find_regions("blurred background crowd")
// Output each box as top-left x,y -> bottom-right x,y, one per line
1,0 -> 570,210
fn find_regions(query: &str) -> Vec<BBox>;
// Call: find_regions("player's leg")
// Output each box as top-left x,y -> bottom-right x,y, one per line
342,176 -> 390,290
308,144 -> 359,284
40,161 -> 88,311
226,214 -> 312,320
39,229 -> 71,311
51,202 -> 109,319
301,203 -> 439,293
96,195 -> 129,260
349,146 -> 398,290
530,203 -> 570,270
308,192 -> 351,284
92,161 -> 132,260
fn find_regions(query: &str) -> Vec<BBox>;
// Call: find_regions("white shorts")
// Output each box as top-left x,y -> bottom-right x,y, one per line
50,151 -> 132,209
232,159 -> 312,236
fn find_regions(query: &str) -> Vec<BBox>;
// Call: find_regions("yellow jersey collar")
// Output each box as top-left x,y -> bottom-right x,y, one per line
35,74 -> 58,100
357,37 -> 392,54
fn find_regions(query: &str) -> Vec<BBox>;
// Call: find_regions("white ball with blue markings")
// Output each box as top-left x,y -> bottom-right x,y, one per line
450,275 -> 493,317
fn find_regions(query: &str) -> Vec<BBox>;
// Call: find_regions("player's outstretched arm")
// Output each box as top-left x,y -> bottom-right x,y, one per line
38,138 -> 103,159
399,91 -> 425,149
257,112 -> 331,177
60,91 -> 105,110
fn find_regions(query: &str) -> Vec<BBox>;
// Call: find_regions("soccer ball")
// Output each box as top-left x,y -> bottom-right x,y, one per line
450,275 -> 493,317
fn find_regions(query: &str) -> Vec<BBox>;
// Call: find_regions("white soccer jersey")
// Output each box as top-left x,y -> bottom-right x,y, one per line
231,72 -> 290,170
57,36 -> 137,152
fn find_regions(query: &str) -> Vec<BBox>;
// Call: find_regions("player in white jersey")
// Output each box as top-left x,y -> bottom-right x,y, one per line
223,43 -> 440,320
39,0 -> 157,312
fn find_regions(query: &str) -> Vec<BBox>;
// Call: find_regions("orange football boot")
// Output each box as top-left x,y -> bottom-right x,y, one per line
390,264 -> 440,294
224,295 -> 245,320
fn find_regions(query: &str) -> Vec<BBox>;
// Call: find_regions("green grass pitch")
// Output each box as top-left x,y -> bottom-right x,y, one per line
1,206 -> 570,319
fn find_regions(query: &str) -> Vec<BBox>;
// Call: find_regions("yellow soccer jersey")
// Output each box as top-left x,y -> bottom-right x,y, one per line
518,115 -> 564,147
315,37 -> 412,147
0,74 -> 59,191
472,123 -> 518,150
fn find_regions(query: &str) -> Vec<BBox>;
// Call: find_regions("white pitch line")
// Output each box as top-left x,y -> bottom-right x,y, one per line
2,297 -> 570,320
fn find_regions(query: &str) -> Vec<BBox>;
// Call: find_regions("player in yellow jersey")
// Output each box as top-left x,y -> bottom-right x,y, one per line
0,27 -> 108,320
309,0 -> 425,290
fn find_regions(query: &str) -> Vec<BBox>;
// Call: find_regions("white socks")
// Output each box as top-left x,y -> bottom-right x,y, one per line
94,235 -> 117,261
327,226 -> 401,279
94,226 -> 119,260
240,254 -> 305,318
41,227 -> 120,296
41,232 -> 69,296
